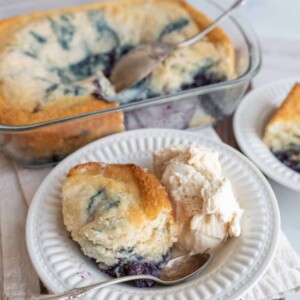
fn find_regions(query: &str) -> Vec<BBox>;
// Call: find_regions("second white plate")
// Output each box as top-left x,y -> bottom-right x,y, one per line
26,129 -> 280,300
233,78 -> 300,192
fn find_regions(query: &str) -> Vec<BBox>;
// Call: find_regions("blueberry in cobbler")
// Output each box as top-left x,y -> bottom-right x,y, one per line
100,253 -> 170,287
274,149 -> 300,173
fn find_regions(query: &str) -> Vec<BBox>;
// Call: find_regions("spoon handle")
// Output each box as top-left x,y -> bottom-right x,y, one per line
176,0 -> 247,48
27,275 -> 159,300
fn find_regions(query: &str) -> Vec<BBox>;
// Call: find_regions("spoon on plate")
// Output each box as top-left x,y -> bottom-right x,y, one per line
28,252 -> 212,299
110,0 -> 247,92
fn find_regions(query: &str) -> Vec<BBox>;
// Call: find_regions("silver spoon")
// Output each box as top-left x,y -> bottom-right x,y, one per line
110,0 -> 247,92
28,252 -> 211,300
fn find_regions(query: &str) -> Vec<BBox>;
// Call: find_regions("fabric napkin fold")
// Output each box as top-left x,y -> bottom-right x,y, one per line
0,153 -> 40,299
1,127 -> 300,300
244,233 -> 300,300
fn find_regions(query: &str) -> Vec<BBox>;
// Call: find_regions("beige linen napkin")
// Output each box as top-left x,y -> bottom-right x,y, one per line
0,153 -> 40,299
1,128 -> 300,299
244,233 -> 300,300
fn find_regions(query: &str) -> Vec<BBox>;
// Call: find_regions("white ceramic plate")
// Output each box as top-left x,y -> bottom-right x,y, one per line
26,129 -> 280,300
233,78 -> 300,192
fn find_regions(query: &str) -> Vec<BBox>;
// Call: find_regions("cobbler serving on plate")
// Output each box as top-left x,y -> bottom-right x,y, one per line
62,145 -> 243,288
62,162 -> 178,287
263,84 -> 300,173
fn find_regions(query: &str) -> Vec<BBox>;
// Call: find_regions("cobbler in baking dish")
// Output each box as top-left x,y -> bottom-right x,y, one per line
0,0 -> 235,166
0,0 -> 235,125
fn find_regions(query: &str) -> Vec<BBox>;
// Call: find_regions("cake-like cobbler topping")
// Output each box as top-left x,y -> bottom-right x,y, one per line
0,1 -> 234,113
263,84 -> 300,173
62,162 -> 178,287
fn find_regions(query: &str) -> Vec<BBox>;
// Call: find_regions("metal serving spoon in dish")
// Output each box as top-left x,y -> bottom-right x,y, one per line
28,252 -> 211,300
110,0 -> 247,92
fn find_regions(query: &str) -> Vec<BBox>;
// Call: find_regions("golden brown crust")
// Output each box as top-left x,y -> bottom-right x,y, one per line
0,95 -> 120,125
5,111 -> 124,164
67,162 -> 174,221
0,0 -> 232,48
176,0 -> 233,46
266,83 -> 300,126
67,161 -> 103,176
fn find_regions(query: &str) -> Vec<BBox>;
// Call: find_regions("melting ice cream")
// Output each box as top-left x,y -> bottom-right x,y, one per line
153,145 -> 243,254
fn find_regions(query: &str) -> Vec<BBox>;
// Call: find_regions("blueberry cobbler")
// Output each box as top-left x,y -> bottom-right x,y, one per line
0,0 -> 235,165
263,84 -> 300,173
62,162 -> 178,287
0,0 -> 235,110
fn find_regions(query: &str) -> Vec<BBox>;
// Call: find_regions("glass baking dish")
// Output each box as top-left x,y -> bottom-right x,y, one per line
0,0 -> 261,167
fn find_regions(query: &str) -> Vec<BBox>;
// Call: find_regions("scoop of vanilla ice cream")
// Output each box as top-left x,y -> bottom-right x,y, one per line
153,145 -> 222,180
153,145 -> 243,254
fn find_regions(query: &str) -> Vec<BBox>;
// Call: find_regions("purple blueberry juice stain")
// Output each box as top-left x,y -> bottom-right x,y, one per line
76,270 -> 93,279
125,101 -> 197,130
